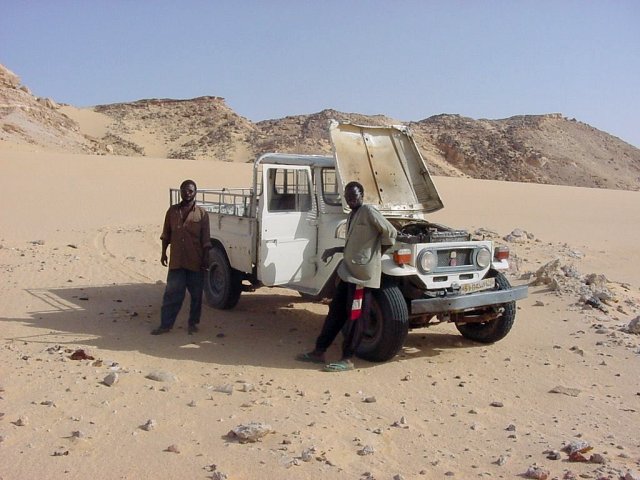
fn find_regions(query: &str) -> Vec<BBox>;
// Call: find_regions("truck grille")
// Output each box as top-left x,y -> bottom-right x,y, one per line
436,249 -> 473,267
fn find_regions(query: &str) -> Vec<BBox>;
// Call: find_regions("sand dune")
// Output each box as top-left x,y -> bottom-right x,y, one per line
1,150 -> 639,479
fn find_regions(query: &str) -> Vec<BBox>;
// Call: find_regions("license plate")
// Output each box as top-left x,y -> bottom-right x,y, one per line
460,277 -> 495,294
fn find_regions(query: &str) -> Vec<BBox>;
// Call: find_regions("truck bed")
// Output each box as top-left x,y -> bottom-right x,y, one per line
170,188 -> 256,274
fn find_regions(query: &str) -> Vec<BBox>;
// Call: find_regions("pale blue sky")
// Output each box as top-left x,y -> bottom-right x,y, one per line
2,1 -> 639,147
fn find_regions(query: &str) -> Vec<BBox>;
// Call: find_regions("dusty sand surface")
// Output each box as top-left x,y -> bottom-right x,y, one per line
1,150 -> 639,480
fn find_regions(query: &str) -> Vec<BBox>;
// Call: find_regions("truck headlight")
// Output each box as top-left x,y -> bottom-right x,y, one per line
417,249 -> 437,273
476,247 -> 491,268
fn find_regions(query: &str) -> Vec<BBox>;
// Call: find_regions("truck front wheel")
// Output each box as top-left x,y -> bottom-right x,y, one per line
204,247 -> 242,310
455,271 -> 516,343
355,283 -> 409,362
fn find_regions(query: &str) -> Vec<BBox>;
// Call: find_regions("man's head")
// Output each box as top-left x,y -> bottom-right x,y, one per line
180,179 -> 197,204
344,181 -> 364,210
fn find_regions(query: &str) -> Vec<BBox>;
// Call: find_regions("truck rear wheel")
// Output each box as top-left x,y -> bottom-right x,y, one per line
204,246 -> 242,310
455,271 -> 516,343
355,283 -> 409,362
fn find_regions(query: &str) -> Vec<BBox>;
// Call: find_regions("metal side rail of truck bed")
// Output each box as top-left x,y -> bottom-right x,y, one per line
170,188 -> 254,217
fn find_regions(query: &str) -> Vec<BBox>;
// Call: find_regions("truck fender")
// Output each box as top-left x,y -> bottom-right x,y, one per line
491,259 -> 509,271
381,256 -> 417,277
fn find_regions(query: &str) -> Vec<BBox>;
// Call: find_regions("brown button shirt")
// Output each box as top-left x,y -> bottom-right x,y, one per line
161,203 -> 212,272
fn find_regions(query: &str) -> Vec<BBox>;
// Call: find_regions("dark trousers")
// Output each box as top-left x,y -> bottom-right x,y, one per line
315,280 -> 372,360
160,268 -> 204,329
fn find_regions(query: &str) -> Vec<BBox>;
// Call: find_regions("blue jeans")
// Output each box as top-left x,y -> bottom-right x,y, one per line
160,268 -> 204,329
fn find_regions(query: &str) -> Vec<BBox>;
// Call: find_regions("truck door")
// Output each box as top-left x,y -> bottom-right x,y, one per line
258,165 -> 317,286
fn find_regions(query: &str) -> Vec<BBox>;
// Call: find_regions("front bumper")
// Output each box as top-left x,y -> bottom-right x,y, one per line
411,285 -> 529,314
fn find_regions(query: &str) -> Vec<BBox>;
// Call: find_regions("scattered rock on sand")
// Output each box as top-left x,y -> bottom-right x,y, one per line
301,446 -> 316,462
239,382 -> 255,392
392,416 -> 408,428
357,445 -> 375,456
205,465 -> 229,480
227,422 -> 274,443
544,449 -> 561,460
214,384 -> 234,395
524,465 -> 550,479
165,444 -> 180,453
69,349 -> 95,361
504,228 -> 534,243
627,316 -> 640,334
495,455 -> 508,466
13,416 -> 28,426
561,439 -> 592,455
140,419 -> 156,431
103,372 -> 119,387
145,370 -> 177,383
549,385 -> 581,397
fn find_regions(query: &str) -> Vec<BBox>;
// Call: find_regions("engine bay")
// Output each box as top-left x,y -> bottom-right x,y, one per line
390,220 -> 471,244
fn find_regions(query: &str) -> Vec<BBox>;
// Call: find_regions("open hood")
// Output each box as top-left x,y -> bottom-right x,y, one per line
329,121 -> 444,216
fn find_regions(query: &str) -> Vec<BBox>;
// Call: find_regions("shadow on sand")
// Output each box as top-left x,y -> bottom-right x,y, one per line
2,282 -> 483,370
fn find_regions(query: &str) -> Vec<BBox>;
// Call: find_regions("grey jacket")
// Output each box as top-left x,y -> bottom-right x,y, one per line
338,204 -> 397,288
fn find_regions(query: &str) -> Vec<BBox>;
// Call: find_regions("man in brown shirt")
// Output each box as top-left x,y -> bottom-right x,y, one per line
152,179 -> 212,335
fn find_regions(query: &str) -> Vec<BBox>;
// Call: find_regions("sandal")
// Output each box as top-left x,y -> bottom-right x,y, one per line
323,360 -> 354,372
296,352 -> 326,364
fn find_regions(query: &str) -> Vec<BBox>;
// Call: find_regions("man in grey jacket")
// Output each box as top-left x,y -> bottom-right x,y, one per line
297,181 -> 397,372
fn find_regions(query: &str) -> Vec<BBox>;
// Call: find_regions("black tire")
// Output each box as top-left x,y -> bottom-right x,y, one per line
455,271 -> 516,343
355,283 -> 409,362
204,246 -> 242,310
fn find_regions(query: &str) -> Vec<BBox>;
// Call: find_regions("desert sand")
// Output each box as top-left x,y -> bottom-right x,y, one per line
1,148 -> 639,480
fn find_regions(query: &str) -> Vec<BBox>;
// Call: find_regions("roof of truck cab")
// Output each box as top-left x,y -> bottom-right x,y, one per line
255,153 -> 335,168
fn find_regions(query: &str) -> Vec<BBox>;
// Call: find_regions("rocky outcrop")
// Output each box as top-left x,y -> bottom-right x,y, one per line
94,97 -> 259,161
92,98 -> 639,189
2,62 -> 639,190
409,114 -> 640,190
0,64 -> 99,153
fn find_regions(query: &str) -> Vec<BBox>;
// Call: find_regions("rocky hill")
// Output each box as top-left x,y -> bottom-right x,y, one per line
410,114 -> 640,189
1,63 -> 639,190
0,64 -> 99,154
92,97 -> 259,162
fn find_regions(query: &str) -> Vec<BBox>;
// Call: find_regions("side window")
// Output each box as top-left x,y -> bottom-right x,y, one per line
322,168 -> 341,206
267,168 -> 312,212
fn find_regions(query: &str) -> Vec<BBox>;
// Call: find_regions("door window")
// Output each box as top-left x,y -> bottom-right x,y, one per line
321,168 -> 341,206
267,168 -> 312,212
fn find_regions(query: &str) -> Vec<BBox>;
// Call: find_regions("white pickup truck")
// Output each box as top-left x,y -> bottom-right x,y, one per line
170,121 -> 528,362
